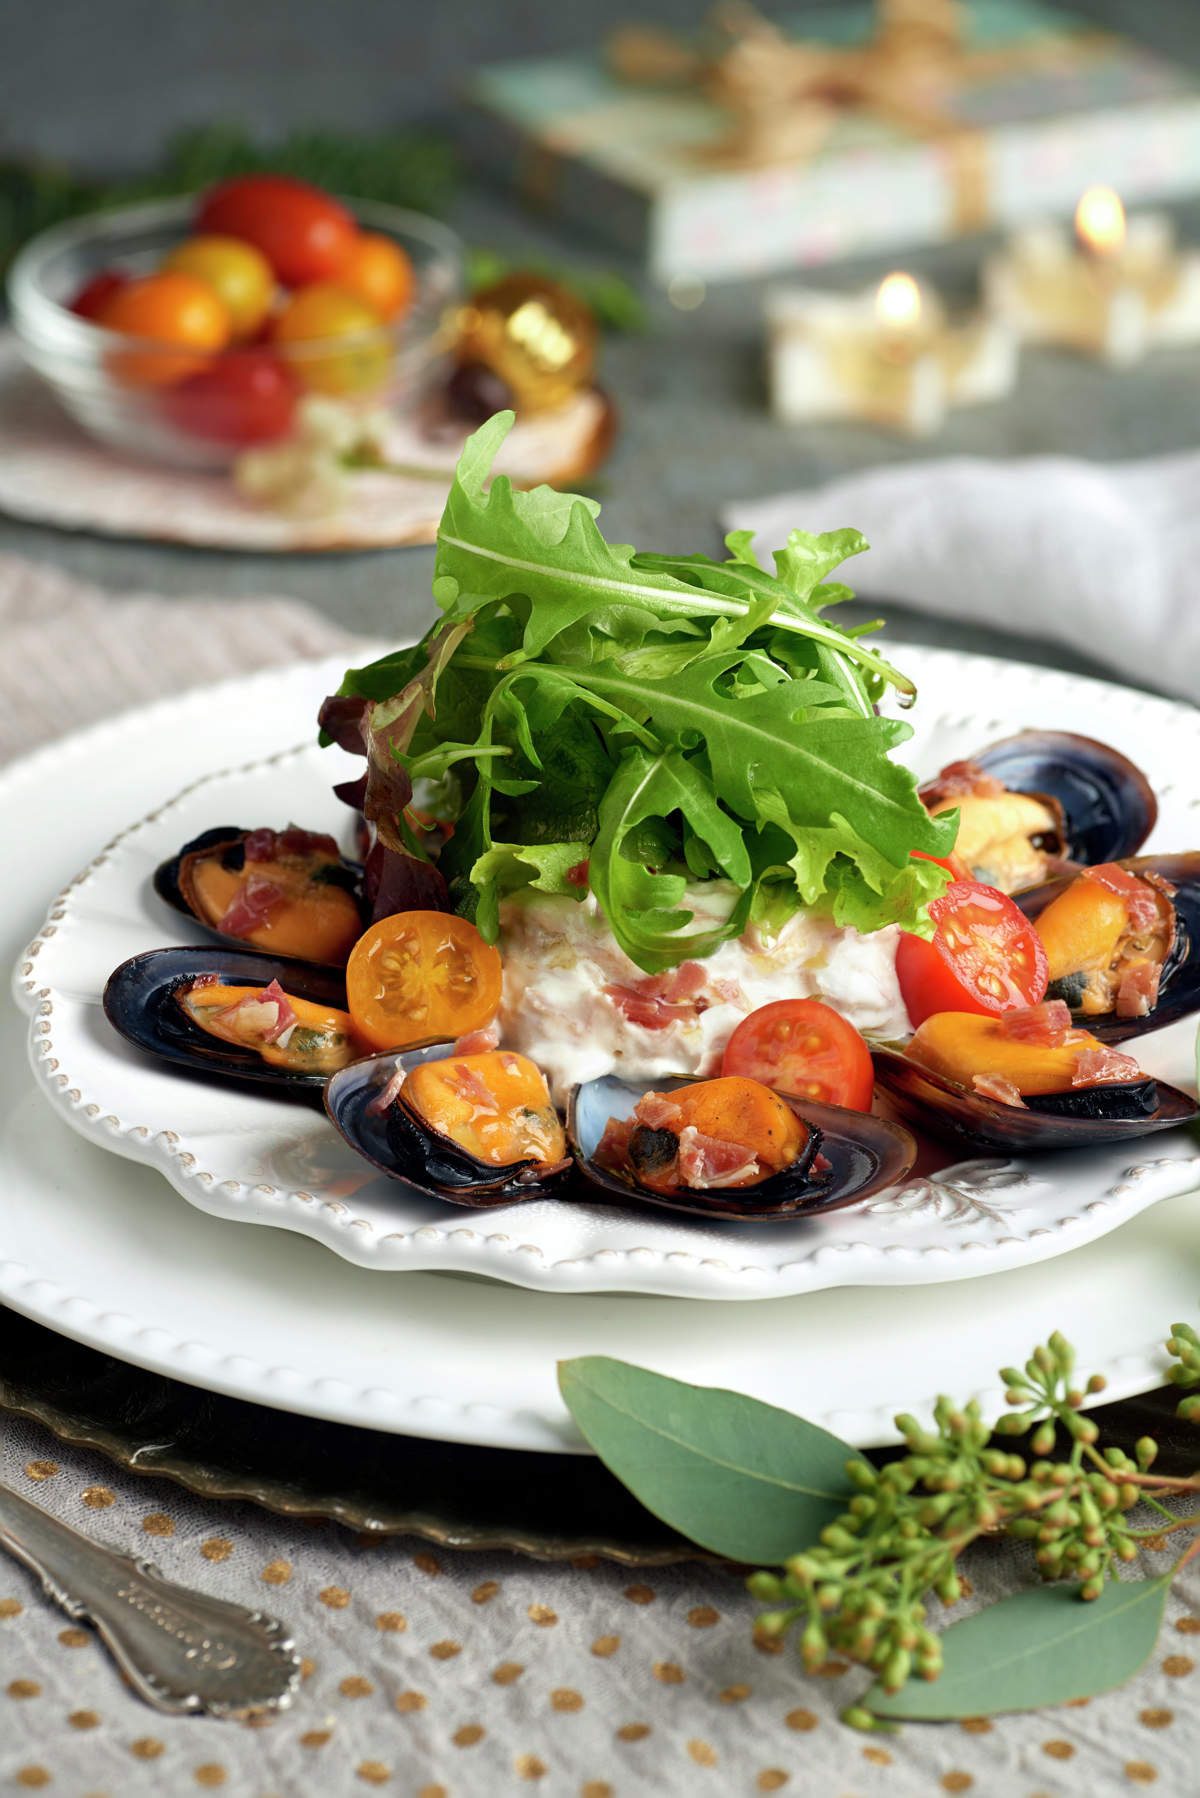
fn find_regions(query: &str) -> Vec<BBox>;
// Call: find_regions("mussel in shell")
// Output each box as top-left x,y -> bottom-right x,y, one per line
103,946 -> 353,1101
921,731 -> 1157,893
325,1046 -> 573,1208
154,825 -> 364,967
568,1074 -> 917,1222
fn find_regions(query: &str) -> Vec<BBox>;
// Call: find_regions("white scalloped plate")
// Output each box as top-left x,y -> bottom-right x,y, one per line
14,645 -> 1200,1302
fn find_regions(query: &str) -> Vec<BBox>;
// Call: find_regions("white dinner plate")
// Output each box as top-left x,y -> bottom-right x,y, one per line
2,650 -> 1200,1451
15,648 -> 1200,1301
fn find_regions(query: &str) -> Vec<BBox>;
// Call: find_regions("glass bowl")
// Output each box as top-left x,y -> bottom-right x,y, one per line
7,195 -> 463,470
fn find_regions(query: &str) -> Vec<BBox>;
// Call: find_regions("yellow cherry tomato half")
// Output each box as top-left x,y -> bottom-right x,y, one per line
346,911 -> 503,1052
163,235 -> 276,338
332,232 -> 415,322
272,282 -> 392,395
99,272 -> 231,386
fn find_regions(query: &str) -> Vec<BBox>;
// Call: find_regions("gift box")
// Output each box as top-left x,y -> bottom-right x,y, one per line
461,0 -> 1200,284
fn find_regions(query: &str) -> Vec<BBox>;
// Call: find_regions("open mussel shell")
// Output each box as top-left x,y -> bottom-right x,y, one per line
872,1048 -> 1198,1154
974,730 -> 1157,870
567,1074 -> 917,1223
153,826 -> 363,967
1017,852 -> 1200,1042
324,1049 -> 572,1209
103,946 -> 349,1102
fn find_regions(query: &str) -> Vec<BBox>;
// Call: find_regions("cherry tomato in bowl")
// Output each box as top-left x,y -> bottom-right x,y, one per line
69,269 -> 130,320
720,998 -> 876,1112
196,175 -> 357,287
97,272 -> 231,386
162,235 -> 275,338
332,232 -> 415,321
161,349 -> 298,445
896,879 -> 1049,1030
346,911 -> 503,1052
273,283 -> 392,395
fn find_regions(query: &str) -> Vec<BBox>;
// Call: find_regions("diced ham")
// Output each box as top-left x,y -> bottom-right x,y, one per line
453,1025 -> 500,1056
243,825 -> 340,863
1116,962 -> 1162,1019
212,978 -> 297,1045
676,1125 -> 762,1189
258,980 -> 298,1043
566,859 -> 590,888
919,759 -> 1005,807
595,1114 -> 635,1170
633,1091 -> 683,1131
1071,1044 -> 1144,1087
972,1073 -> 1027,1108
367,1063 -> 408,1116
188,973 -> 220,990
218,874 -> 287,937
1082,863 -> 1168,935
451,1062 -> 500,1111
604,961 -> 711,1030
997,1001 -> 1073,1046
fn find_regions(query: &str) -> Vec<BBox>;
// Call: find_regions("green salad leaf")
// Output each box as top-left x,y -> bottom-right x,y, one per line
331,413 -> 955,970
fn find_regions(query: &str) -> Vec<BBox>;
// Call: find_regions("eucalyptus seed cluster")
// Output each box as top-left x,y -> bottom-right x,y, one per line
1167,1322 -> 1200,1423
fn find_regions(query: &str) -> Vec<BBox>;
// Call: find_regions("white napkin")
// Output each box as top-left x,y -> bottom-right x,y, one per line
723,449 -> 1200,703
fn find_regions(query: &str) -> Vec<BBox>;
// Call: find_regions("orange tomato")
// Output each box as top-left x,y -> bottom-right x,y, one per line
163,235 -> 275,338
273,282 -> 392,395
332,232 -> 415,322
99,272 -> 231,386
346,911 -> 503,1052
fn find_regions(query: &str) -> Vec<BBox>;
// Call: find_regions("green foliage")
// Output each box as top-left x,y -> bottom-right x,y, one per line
1167,1321 -> 1200,1424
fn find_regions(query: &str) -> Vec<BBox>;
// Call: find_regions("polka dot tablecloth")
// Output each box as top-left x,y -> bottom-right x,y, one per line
3,559 -> 1200,1796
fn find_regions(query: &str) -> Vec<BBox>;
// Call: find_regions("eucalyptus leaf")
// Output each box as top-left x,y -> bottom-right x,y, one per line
867,1576 -> 1173,1722
557,1356 -> 858,1563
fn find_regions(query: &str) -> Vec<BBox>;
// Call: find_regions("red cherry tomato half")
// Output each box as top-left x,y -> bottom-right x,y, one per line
911,848 -> 969,880
69,269 -> 130,320
896,879 -> 1049,1030
720,998 -> 876,1113
196,175 -> 357,287
162,349 -> 298,445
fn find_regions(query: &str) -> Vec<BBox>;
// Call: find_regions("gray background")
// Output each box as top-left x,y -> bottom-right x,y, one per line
2,0 -> 1199,683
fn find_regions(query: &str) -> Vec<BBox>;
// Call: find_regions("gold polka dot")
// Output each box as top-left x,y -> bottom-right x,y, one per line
1163,1655 -> 1194,1677
687,1740 -> 717,1767
25,1461 -> 58,1482
69,1711 -> 99,1730
624,1584 -> 655,1605
753,1625 -> 784,1655
395,1691 -> 428,1713
430,1640 -> 461,1660
591,1635 -> 620,1658
413,1552 -> 442,1577
472,1581 -> 500,1604
376,1612 -> 407,1633
528,1604 -> 558,1627
720,1684 -> 751,1704
618,1723 -> 652,1743
942,1777 -> 974,1794
454,1725 -> 486,1747
758,1776 -> 789,1794
0,1598 -> 23,1618
300,1731 -> 332,1749
417,1788 -> 447,1798
493,1663 -> 525,1686
864,1747 -> 893,1767
8,1679 -> 41,1698
142,1514 -> 174,1537
960,1718 -> 992,1735
320,1586 -> 351,1610
1140,1709 -> 1174,1729
300,1658 -> 316,1681
194,1768 -> 226,1788
654,1661 -> 685,1685
516,1756 -> 547,1780
815,1659 -> 849,1678
58,1628 -> 89,1648
130,1740 -> 164,1760
687,1605 -> 720,1628
339,1676 -> 374,1699
261,1561 -> 291,1586
16,1770 -> 50,1790
201,1539 -> 232,1562
552,1689 -> 584,1713
583,1785 -> 613,1798
785,1708 -> 818,1732
81,1487 -> 114,1509
1175,1617 -> 1200,1635
357,1765 -> 391,1786
1042,1741 -> 1075,1760
1126,1764 -> 1159,1786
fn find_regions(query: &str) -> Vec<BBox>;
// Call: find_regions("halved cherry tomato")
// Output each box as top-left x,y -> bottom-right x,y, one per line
163,235 -> 276,338
196,175 -> 356,286
912,848 -> 970,881
720,998 -> 875,1112
272,282 -> 391,395
162,349 -> 298,445
70,268 -> 129,320
896,878 -> 1049,1030
346,911 -> 503,1052
98,272 -> 231,386
331,231 -> 415,321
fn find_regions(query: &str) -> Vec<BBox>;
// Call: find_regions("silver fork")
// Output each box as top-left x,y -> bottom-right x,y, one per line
0,1475 -> 301,1717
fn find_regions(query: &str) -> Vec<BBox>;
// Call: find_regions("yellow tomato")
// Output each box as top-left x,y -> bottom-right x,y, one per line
272,283 -> 392,395
332,232 -> 415,322
163,235 -> 275,338
98,272 -> 231,387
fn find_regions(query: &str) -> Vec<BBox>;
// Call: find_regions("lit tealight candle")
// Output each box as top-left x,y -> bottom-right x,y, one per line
986,186 -> 1200,367
766,271 -> 1017,438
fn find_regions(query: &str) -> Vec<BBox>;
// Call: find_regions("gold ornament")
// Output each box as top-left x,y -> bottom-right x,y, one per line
454,274 -> 597,415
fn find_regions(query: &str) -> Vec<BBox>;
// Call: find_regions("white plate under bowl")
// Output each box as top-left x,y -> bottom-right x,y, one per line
2,649 -> 1199,1450
15,646 -> 1200,1301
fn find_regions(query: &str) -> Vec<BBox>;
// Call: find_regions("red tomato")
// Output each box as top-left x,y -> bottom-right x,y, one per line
720,999 -> 875,1112
69,269 -> 129,320
196,175 -> 356,287
896,879 -> 1049,1030
912,848 -> 969,880
332,231 -> 415,321
162,350 -> 298,445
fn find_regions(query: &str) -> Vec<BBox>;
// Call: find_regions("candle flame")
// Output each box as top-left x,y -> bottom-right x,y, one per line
1075,185 -> 1126,256
875,272 -> 922,331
